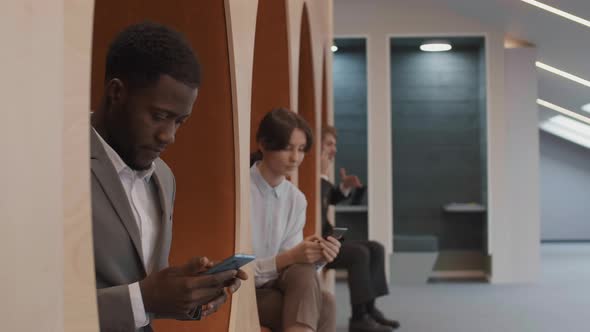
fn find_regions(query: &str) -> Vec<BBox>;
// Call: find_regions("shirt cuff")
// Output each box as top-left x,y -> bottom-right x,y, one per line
129,282 -> 150,329
254,256 -> 278,286
315,261 -> 326,271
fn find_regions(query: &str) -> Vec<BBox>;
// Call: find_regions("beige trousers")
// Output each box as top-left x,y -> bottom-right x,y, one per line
256,264 -> 335,332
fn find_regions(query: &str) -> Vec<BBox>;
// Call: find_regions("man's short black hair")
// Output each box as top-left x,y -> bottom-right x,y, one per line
105,22 -> 201,91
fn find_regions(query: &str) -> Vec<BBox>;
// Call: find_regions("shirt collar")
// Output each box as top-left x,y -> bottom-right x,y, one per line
93,128 -> 156,182
250,162 -> 286,198
320,174 -> 329,182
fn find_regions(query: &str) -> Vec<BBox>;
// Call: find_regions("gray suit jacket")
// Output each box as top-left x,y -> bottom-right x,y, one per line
91,130 -> 175,332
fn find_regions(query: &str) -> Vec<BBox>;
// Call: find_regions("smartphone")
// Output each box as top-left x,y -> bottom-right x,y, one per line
327,227 -> 348,240
202,253 -> 256,275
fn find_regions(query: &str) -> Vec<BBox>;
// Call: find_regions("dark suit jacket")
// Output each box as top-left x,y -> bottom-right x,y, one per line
91,129 -> 175,332
321,178 -> 348,238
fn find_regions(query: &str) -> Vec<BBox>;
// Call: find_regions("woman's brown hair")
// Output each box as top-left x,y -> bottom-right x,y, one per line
250,108 -> 313,166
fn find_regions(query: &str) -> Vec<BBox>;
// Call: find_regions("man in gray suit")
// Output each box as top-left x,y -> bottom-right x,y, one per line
91,22 -> 247,331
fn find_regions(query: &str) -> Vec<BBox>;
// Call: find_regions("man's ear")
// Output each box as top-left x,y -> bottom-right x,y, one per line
105,78 -> 127,108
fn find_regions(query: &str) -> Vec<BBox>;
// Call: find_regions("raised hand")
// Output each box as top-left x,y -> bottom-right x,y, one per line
340,168 -> 362,191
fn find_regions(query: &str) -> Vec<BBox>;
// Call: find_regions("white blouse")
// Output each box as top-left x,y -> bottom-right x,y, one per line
250,162 -> 307,287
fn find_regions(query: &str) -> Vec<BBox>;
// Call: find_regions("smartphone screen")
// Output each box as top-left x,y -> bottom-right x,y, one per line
203,253 -> 255,275
328,227 -> 348,240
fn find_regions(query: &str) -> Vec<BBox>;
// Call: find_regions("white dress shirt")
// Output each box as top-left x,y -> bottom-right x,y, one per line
250,163 -> 307,287
95,129 -> 161,330
320,174 -> 352,196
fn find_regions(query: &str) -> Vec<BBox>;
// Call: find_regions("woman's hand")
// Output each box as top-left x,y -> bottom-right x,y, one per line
276,235 -> 343,271
290,236 -> 324,264
317,236 -> 341,263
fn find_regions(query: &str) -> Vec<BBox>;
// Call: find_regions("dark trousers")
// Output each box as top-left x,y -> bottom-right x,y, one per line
326,240 -> 389,305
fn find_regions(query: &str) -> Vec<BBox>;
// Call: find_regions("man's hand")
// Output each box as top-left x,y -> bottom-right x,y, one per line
201,269 -> 248,317
340,168 -> 362,191
139,257 -> 242,318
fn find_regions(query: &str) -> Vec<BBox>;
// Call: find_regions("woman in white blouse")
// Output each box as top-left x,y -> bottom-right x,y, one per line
250,108 -> 341,332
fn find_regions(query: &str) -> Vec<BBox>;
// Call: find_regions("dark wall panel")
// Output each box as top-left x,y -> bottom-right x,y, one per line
390,39 -> 485,250
332,39 -> 368,187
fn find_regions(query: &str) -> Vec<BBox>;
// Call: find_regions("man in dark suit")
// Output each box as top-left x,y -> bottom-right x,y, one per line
91,22 -> 247,331
321,126 -> 400,332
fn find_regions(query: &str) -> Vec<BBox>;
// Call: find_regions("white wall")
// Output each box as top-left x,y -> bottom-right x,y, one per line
540,131 -> 590,241
503,47 -> 540,283
335,0 -> 539,283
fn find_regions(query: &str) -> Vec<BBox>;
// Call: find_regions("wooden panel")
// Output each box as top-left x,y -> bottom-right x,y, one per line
224,0 -> 262,331
65,0 -> 99,331
91,1 -> 236,331
250,0 -> 290,150
320,46 -> 336,294
321,51 -> 329,128
297,6 -> 319,237
1,1 -> 65,331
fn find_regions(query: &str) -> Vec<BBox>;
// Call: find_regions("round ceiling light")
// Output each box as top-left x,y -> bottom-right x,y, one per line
331,45 -> 338,52
420,41 -> 452,52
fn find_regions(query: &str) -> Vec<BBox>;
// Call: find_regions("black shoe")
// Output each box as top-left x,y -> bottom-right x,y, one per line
349,314 -> 393,332
369,309 -> 400,330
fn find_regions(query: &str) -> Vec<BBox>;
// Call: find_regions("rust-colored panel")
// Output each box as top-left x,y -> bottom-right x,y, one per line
91,1 -> 235,331
297,6 -> 318,238
250,0 -> 290,151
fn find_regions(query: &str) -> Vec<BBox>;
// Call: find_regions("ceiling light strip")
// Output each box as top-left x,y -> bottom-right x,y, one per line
540,118 -> 590,149
521,0 -> 590,28
536,62 -> 590,88
537,99 -> 590,125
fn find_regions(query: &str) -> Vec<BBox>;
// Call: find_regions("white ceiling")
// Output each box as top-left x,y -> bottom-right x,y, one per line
436,0 -> 590,125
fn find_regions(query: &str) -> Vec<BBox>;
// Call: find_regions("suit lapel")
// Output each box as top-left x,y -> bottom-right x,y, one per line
90,130 -> 145,269
152,165 -> 172,268
153,166 -> 172,224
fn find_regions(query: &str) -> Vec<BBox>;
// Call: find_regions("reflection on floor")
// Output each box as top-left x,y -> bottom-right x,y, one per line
335,244 -> 590,332
429,250 -> 488,282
